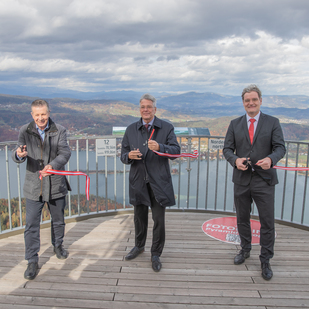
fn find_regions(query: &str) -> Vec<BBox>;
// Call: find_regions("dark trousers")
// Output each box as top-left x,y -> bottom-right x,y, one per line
234,173 -> 275,263
24,196 -> 66,263
134,184 -> 165,257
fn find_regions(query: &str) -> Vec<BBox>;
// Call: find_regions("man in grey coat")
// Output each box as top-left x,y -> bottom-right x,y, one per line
12,99 -> 71,280
223,85 -> 286,280
121,93 -> 180,272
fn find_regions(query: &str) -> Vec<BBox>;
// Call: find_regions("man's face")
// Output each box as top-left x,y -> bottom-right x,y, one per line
31,105 -> 50,130
243,91 -> 262,117
140,99 -> 156,123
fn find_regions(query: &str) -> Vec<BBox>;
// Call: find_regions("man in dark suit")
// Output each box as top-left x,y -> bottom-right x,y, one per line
121,93 -> 180,272
223,84 -> 286,280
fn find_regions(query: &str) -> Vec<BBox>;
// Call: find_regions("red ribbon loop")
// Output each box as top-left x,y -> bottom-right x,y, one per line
39,169 -> 90,200
153,149 -> 199,158
273,166 -> 309,171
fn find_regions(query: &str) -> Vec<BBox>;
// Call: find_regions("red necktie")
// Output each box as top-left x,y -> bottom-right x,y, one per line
249,118 -> 255,144
144,124 -> 149,137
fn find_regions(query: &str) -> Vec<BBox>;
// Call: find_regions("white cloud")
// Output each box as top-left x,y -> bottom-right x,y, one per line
0,0 -> 37,16
1,0 -> 309,96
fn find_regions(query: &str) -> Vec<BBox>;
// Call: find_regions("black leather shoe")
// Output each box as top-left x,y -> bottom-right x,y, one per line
125,246 -> 145,261
24,262 -> 38,280
54,245 -> 68,259
234,250 -> 250,265
261,262 -> 273,280
151,255 -> 162,272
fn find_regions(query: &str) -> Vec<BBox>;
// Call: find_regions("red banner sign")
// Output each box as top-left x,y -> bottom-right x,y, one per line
202,216 -> 262,244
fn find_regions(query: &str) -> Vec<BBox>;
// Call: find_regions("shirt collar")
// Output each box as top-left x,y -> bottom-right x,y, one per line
246,111 -> 260,123
36,120 -> 50,133
142,117 -> 155,127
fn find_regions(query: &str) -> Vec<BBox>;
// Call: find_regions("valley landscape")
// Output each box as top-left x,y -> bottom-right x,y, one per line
1,91 -> 309,142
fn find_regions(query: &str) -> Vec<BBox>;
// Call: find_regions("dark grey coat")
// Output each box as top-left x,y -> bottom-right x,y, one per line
121,116 -> 180,207
12,118 -> 71,201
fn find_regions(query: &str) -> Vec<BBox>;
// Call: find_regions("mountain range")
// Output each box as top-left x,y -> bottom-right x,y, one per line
1,91 -> 309,142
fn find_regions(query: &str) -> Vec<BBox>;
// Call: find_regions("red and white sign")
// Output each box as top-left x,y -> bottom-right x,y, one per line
201,217 -> 261,245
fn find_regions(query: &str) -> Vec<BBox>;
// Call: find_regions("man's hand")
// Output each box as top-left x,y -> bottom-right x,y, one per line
256,157 -> 272,170
148,140 -> 160,151
235,157 -> 249,171
128,149 -> 142,160
16,145 -> 27,158
40,164 -> 53,177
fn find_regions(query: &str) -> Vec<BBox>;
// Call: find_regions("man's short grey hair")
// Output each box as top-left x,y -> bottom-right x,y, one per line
31,99 -> 50,112
241,84 -> 262,100
140,93 -> 156,107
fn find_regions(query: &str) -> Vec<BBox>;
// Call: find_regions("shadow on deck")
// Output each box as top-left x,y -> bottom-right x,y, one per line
0,211 -> 308,309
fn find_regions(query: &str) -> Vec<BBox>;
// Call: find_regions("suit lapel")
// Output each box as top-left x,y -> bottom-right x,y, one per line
242,115 -> 251,144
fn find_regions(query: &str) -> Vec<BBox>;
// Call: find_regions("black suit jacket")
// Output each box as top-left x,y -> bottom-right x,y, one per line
223,112 -> 286,186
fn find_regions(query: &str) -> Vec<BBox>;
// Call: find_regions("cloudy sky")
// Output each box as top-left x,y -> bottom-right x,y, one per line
1,0 -> 309,96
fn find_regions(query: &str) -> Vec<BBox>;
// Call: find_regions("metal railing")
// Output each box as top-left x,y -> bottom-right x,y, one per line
1,135 -> 309,236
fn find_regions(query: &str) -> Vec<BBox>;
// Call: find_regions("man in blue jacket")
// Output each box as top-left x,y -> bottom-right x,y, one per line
12,99 -> 71,280
121,94 -> 180,272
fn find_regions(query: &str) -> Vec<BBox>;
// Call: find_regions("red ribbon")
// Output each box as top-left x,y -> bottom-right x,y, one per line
149,128 -> 199,158
273,166 -> 309,171
39,170 -> 90,200
153,149 -> 199,158
149,127 -> 155,140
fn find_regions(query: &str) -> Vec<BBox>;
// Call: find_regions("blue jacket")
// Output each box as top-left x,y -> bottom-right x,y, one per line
121,116 -> 180,207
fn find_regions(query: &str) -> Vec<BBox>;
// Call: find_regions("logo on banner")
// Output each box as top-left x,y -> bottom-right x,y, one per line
201,217 -> 261,244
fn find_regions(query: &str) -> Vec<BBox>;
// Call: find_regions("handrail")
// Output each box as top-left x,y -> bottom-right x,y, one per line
1,135 -> 309,237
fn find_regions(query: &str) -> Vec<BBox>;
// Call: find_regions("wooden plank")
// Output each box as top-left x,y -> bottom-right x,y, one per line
115,293 -> 309,307
1,212 -> 309,309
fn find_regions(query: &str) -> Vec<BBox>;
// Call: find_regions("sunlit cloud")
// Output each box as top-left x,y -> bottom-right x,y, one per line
0,0 -> 309,96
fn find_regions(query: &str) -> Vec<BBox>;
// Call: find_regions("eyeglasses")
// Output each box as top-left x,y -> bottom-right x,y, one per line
140,105 -> 155,110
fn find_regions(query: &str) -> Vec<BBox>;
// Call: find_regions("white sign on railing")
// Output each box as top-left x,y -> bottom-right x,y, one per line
96,138 -> 116,156
209,139 -> 224,150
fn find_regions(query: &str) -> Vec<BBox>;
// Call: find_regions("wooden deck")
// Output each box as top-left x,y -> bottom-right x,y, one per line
0,211 -> 309,309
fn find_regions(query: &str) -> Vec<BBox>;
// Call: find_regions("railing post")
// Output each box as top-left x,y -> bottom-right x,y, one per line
224,160 -> 229,211
76,140 -> 80,215
123,160 -> 126,209
195,138 -> 201,209
114,151 -> 117,210
96,140 -> 99,213
186,137 -> 192,208
214,147 -> 220,210
205,137 -> 210,209
281,142 -> 289,220
301,144 -> 309,224
5,146 -> 12,231
17,163 -> 23,228
86,138 -> 89,214
67,160 -> 71,217
291,143 -> 300,222
177,137 -> 182,209
105,155 -> 108,211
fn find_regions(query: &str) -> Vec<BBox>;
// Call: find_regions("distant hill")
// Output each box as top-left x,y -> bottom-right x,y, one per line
156,92 -> 309,118
1,92 -> 309,142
